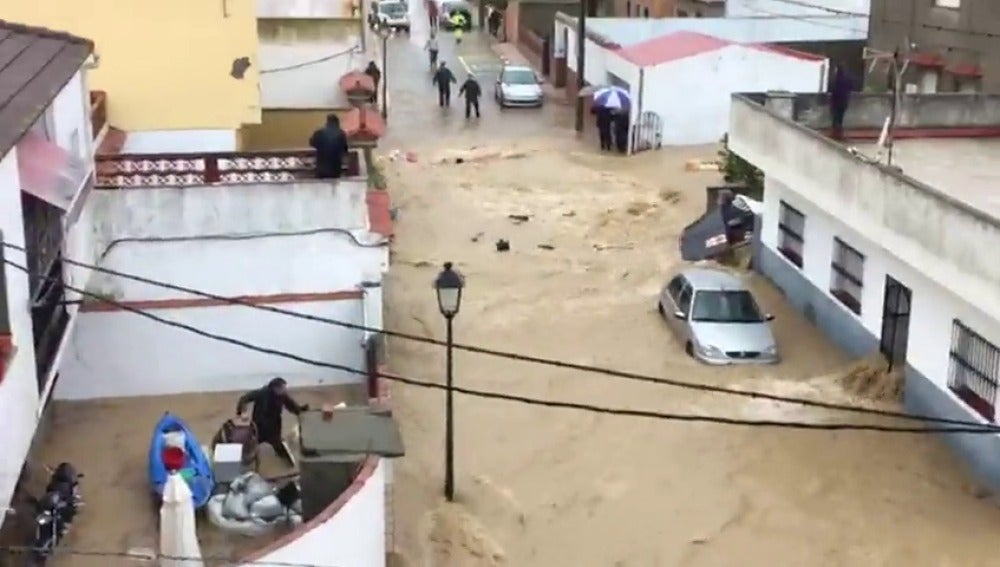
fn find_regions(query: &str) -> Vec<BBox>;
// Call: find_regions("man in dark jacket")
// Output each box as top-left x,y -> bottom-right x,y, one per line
236,377 -> 309,467
364,61 -> 381,104
829,64 -> 854,140
309,114 -> 349,179
432,62 -> 457,107
593,106 -> 612,151
612,111 -> 629,154
458,74 -> 482,119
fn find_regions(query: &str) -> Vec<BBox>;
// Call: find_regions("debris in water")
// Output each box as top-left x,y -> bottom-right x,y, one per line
508,214 -> 530,224
593,243 -> 634,251
537,244 -> 555,250
838,354 -> 902,402
495,239 -> 510,252
562,211 -> 576,217
471,231 -> 485,242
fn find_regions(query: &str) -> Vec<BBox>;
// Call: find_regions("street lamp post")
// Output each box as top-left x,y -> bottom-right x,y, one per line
378,26 -> 390,121
434,261 -> 464,502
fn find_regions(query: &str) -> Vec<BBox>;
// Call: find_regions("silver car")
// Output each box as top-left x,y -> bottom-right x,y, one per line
657,267 -> 779,365
494,65 -> 544,108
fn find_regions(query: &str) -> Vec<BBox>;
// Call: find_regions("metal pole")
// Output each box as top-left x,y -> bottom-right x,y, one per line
444,316 -> 455,501
574,0 -> 587,132
381,34 -> 389,121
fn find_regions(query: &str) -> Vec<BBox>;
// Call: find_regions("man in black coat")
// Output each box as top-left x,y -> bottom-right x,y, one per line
364,61 -> 381,104
612,111 -> 629,154
236,377 -> 309,467
458,74 -> 482,119
309,114 -> 349,179
593,106 -> 612,151
432,62 -> 457,107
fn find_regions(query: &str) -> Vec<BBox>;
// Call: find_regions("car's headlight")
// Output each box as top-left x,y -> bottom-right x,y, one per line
699,344 -> 725,358
764,344 -> 778,355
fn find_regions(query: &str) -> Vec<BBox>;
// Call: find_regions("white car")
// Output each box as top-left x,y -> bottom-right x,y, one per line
494,65 -> 544,108
376,0 -> 410,32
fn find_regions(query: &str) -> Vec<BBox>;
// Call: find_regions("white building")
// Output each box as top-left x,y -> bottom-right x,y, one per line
257,0 -> 367,109
726,0 -> 869,18
0,21 -> 97,520
730,91 -> 1000,491
595,30 -> 827,146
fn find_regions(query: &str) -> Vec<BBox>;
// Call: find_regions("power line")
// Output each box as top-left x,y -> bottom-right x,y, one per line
7,241 -> 997,430
5,257 -> 1000,434
736,0 -> 867,17
0,545 -> 335,566
260,45 -> 361,74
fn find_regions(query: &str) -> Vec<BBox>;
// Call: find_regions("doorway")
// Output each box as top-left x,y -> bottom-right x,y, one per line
879,275 -> 912,371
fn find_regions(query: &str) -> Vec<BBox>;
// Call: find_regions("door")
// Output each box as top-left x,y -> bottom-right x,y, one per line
879,275 -> 912,371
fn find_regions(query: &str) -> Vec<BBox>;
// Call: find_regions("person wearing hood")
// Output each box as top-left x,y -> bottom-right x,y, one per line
309,114 -> 349,178
829,64 -> 854,140
364,61 -> 382,104
433,62 -> 457,107
458,73 -> 482,119
236,377 -> 309,467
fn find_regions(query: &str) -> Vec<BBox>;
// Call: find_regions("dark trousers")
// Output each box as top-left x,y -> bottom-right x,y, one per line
614,125 -> 628,153
316,165 -> 342,179
465,98 -> 480,118
260,434 -> 296,468
831,104 -> 846,139
439,88 -> 451,107
597,123 -> 612,150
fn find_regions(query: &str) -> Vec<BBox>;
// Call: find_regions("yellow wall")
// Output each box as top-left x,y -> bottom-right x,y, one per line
6,0 -> 262,131
239,109 -> 350,151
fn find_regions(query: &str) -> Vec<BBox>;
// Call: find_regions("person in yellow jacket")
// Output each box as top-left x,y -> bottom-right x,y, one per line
450,11 -> 467,43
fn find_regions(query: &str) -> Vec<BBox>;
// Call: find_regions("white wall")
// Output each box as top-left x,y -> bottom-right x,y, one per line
258,0 -> 359,18
645,46 -> 825,145
259,42 -> 362,109
0,150 -> 41,525
761,177 -> 1000,410
726,0 -> 869,18
55,297 -> 366,399
121,129 -> 238,154
560,23 -> 611,87
244,459 -> 385,567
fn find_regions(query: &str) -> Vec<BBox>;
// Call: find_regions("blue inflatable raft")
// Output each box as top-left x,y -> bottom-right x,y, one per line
148,413 -> 215,509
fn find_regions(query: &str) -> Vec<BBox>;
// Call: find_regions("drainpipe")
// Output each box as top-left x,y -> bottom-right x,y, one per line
630,67 -> 644,155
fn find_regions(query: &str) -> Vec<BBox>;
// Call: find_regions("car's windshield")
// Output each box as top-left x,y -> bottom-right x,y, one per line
690,290 -> 764,323
380,2 -> 406,14
502,69 -> 537,85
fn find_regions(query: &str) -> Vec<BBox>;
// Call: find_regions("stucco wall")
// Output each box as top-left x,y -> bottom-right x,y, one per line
643,46 -> 825,145
243,458 -> 386,567
5,0 -> 262,132
729,95 -> 1000,321
121,129 -> 239,154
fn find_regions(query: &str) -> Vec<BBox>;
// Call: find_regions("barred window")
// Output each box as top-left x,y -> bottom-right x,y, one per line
777,202 -> 804,268
948,321 -> 1000,421
830,237 -> 864,315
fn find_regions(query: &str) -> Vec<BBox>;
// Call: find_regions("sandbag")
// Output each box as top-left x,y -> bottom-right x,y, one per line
207,494 -> 304,537
249,495 -> 285,520
243,473 -> 274,505
221,492 -> 250,520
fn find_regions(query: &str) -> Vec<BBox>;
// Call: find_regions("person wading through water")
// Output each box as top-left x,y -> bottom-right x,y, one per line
433,61 -> 457,107
308,114 -> 349,178
458,73 -> 482,119
593,105 -> 612,151
236,378 -> 309,468
425,31 -> 440,71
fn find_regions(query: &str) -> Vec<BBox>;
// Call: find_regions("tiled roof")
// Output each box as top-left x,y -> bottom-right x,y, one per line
0,20 -> 94,159
615,30 -> 824,67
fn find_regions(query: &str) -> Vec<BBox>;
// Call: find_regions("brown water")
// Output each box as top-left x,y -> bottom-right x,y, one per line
382,140 -> 1000,567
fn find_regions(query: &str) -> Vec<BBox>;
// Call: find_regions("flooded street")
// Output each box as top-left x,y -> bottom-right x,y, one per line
380,15 -> 1000,567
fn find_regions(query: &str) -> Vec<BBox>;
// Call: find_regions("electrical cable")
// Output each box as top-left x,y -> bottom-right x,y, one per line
0,545 -> 335,566
7,241 -> 998,431
5,256 -> 1000,434
734,0 -> 866,17
260,45 -> 361,74
732,5 -> 866,33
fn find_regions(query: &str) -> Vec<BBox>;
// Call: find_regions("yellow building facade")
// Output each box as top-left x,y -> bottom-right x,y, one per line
6,0 -> 261,150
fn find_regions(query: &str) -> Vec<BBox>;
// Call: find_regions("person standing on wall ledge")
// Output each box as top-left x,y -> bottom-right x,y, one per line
365,61 -> 382,105
829,64 -> 854,141
236,377 -> 309,468
309,114 -> 349,179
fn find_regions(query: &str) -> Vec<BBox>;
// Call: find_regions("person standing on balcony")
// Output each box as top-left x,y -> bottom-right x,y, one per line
829,64 -> 854,141
309,114 -> 349,178
364,61 -> 382,104
236,377 -> 309,468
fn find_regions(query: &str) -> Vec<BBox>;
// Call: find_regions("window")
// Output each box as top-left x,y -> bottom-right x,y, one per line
830,237 -> 864,315
642,6 -> 649,17
690,290 -> 765,323
677,285 -> 693,315
677,9 -> 689,16
777,201 -> 805,268
625,1 -> 631,15
667,276 -> 685,300
948,321 -> 1000,421
935,0 -> 960,8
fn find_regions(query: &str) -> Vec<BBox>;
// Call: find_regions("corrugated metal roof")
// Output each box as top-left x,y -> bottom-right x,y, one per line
0,20 -> 93,159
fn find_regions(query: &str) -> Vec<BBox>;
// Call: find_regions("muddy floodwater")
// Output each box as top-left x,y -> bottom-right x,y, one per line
381,140 -> 1000,567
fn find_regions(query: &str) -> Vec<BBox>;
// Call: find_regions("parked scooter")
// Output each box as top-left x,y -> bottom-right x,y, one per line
29,463 -> 84,565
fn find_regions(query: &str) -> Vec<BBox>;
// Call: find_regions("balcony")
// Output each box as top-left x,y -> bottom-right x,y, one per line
95,148 -> 363,188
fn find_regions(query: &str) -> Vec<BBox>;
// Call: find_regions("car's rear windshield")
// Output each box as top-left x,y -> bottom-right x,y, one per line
502,69 -> 537,85
380,2 -> 406,14
690,290 -> 764,323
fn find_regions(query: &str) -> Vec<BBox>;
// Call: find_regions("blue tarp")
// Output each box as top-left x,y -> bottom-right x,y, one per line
148,413 -> 215,509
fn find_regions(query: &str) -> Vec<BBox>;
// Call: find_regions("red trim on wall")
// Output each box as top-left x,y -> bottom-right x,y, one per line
0,334 -> 14,381
79,290 -> 363,312
821,126 -> 1000,141
945,63 -> 982,77
908,52 -> 944,68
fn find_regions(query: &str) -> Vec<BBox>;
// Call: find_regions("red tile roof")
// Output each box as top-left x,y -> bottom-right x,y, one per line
339,70 -> 375,94
614,31 -> 823,67
0,20 -> 94,158
341,105 -> 385,141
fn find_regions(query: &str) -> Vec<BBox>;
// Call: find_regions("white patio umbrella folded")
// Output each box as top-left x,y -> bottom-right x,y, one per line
160,472 -> 204,567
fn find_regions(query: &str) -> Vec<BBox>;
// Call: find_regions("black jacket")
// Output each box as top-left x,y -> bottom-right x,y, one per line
309,118 -> 349,178
236,379 -> 305,439
365,63 -> 382,87
458,78 -> 481,100
433,67 -> 457,91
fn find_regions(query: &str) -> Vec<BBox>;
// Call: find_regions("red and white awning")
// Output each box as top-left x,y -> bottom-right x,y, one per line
16,131 -> 93,226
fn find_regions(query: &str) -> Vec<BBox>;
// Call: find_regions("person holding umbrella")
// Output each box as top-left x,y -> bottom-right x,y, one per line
591,85 -> 631,153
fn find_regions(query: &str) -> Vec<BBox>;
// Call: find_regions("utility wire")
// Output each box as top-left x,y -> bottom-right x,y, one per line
9,241 -> 998,431
260,45 -> 361,74
0,545 -> 335,566
6,257 -> 1000,434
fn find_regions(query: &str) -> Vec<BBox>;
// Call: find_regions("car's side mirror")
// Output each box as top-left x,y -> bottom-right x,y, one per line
764,313 -> 775,321
674,311 -> 686,320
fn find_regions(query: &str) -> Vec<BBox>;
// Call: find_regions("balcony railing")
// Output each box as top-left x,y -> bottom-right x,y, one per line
90,91 -> 108,140
95,149 -> 362,188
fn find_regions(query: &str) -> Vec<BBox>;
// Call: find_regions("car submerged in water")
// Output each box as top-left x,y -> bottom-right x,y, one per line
494,65 -> 544,108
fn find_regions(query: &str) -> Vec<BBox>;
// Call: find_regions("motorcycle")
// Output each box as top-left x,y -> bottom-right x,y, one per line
28,463 -> 84,566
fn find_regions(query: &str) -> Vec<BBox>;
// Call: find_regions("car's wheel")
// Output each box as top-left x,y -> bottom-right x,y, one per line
657,302 -> 665,317
685,342 -> 694,358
